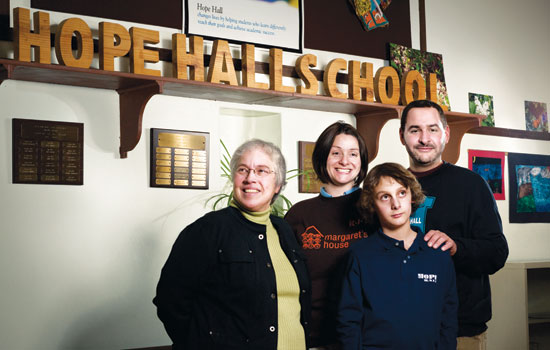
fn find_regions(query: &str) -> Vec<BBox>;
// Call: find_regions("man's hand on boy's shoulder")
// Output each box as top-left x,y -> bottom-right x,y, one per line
424,230 -> 457,256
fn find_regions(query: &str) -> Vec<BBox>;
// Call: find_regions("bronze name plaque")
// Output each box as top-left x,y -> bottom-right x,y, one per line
150,128 -> 209,189
12,118 -> 84,185
298,141 -> 322,193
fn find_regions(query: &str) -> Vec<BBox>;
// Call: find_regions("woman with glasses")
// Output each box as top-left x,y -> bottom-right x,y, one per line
154,139 -> 311,350
285,122 -> 370,350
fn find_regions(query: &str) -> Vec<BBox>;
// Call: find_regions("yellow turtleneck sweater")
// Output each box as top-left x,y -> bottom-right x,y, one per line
231,200 -> 305,350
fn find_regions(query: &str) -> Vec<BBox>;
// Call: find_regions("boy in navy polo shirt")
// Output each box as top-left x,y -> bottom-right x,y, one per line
336,163 -> 457,350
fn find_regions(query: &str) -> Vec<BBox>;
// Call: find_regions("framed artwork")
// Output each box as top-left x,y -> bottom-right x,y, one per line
389,42 -> 451,110
468,93 -> 495,127
508,152 -> 550,223
468,150 -> 505,200
186,0 -> 303,52
298,141 -> 321,193
524,101 -> 548,132
349,0 -> 392,31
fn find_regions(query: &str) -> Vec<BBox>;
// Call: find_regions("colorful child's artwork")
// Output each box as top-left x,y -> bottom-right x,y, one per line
349,0 -> 392,31
508,152 -> 550,223
524,101 -> 548,132
468,150 -> 505,200
469,93 -> 495,127
389,43 -> 451,110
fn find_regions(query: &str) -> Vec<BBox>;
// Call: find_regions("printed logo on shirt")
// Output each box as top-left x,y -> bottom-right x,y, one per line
300,225 -> 368,250
418,273 -> 438,283
410,196 -> 436,234
301,226 -> 323,249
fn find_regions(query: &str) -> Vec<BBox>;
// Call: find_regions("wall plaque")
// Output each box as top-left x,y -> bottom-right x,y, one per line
298,141 -> 322,193
12,118 -> 84,185
150,128 -> 209,189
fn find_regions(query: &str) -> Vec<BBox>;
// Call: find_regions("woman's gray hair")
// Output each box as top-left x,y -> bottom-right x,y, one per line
230,139 -> 287,203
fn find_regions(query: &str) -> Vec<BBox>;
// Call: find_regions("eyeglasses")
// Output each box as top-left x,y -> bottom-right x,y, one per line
236,166 -> 275,178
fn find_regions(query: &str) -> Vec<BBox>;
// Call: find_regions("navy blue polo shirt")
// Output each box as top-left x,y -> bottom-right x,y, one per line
336,227 -> 458,350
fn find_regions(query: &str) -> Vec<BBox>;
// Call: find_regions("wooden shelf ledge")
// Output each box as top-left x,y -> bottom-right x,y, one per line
468,126 -> 550,141
0,58 -> 488,161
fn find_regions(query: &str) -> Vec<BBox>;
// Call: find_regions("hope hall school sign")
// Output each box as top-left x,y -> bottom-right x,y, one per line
12,7 -> 446,110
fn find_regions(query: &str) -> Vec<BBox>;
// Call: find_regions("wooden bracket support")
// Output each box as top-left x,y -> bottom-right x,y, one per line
0,62 -> 13,84
443,115 -> 481,164
355,109 -> 400,163
118,81 -> 162,158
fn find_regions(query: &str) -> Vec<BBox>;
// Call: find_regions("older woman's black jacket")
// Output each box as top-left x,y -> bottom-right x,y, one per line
153,206 -> 311,350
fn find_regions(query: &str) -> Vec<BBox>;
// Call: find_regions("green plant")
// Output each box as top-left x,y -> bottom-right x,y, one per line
206,140 -> 312,217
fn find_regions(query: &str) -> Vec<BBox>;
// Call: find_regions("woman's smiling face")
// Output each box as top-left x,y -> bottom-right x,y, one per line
325,133 -> 361,192
232,147 -> 280,212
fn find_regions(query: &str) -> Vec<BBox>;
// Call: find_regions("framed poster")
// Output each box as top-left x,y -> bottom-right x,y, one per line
150,128 -> 209,189
468,150 -> 505,200
186,0 -> 303,52
508,152 -> 550,223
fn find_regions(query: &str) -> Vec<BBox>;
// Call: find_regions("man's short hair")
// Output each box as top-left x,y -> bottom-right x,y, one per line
400,100 -> 447,131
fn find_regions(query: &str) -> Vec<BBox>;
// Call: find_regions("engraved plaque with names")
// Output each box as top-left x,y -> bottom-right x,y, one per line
298,141 -> 322,193
150,128 -> 209,189
12,118 -> 83,185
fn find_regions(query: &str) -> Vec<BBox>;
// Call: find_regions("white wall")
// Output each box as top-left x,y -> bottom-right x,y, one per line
0,0 -> 549,349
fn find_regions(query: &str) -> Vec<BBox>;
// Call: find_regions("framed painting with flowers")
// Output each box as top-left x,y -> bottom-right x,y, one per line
469,93 -> 495,127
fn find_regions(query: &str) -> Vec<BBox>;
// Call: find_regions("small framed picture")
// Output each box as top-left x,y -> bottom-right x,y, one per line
468,93 -> 495,127
524,101 -> 548,132
468,149 -> 505,200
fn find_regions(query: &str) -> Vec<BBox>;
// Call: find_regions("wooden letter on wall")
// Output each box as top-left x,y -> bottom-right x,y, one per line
374,66 -> 400,105
295,54 -> 318,95
55,18 -> 93,68
99,22 -> 131,71
14,8 -> 51,64
348,61 -> 374,102
207,40 -> 238,85
269,48 -> 294,92
400,70 -> 426,105
242,44 -> 268,89
172,34 -> 204,81
130,27 -> 161,76
323,58 -> 347,99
